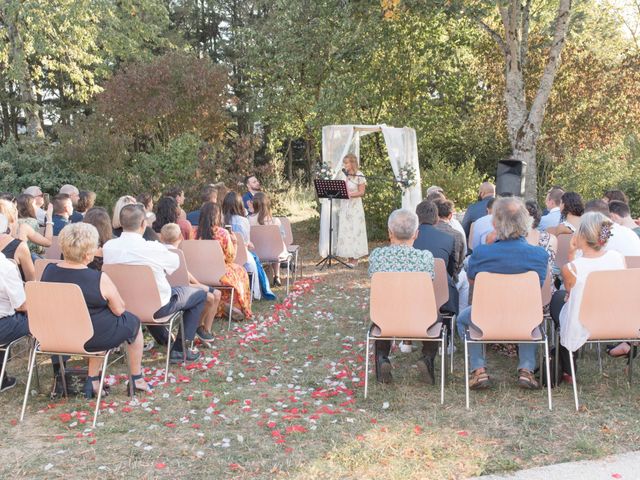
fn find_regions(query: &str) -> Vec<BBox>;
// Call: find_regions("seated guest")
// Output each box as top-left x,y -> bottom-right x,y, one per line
461,182 -> 495,239
159,223 -> 221,343
112,195 -> 158,241
136,192 -> 155,226
195,202 -> 252,320
608,201 -> 640,238
525,200 -> 557,271
602,189 -> 628,205
248,192 -> 286,286
0,213 -> 35,281
164,187 -> 193,240
42,223 -> 150,396
0,250 -> 30,392
583,200 -> 640,256
243,175 -> 262,214
414,200 -> 458,314
76,191 -> 96,217
0,193 -> 14,201
83,207 -> 113,271
187,185 -> 218,226
457,197 -> 548,390
547,191 -> 584,236
221,191 -> 276,301
369,209 -> 437,384
103,204 -> 206,363
549,212 -> 625,380
59,184 -> 83,223
51,193 -> 74,235
23,186 -> 47,225
15,194 -> 54,256
471,197 -> 495,250
539,187 -> 564,231
152,196 -> 186,238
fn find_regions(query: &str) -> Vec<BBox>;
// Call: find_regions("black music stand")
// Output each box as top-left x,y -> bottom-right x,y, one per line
315,179 -> 352,270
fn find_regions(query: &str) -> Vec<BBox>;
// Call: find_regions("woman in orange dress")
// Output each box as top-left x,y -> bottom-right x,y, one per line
195,201 -> 252,320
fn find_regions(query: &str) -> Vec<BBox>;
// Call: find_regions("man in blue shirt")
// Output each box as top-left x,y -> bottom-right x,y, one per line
457,197 -> 548,390
187,185 -> 218,226
59,184 -> 83,223
242,175 -> 262,214
461,182 -> 495,239
538,187 -> 563,231
470,197 -> 495,251
51,194 -> 73,235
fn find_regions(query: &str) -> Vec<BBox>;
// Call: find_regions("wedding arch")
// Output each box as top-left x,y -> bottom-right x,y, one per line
318,124 -> 422,257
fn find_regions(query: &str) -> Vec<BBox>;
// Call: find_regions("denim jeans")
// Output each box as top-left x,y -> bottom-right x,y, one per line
456,306 -> 537,372
0,312 -> 30,363
149,286 -> 207,352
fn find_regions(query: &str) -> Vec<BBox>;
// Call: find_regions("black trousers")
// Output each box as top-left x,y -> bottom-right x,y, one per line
550,290 -> 576,375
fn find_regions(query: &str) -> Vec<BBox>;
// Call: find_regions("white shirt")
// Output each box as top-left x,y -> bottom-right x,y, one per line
605,223 -> 640,257
102,232 -> 179,305
0,252 -> 26,318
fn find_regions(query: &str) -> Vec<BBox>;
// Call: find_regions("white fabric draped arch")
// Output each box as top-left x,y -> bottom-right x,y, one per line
318,124 -> 422,257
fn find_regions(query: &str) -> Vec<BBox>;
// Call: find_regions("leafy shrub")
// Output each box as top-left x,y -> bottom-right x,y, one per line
421,156 -> 490,210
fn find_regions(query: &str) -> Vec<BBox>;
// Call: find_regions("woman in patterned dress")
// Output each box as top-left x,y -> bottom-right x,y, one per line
196,202 -> 252,320
335,153 -> 368,267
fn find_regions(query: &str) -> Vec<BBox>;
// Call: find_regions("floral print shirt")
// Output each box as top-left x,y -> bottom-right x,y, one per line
368,244 -> 435,278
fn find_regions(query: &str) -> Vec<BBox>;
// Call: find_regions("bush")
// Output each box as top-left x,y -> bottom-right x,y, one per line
421,156 -> 490,210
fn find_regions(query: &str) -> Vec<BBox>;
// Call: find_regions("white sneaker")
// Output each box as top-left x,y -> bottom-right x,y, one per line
143,340 -> 156,352
399,341 -> 414,353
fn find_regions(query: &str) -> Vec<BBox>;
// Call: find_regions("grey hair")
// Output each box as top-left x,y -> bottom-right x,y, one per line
388,208 -> 419,240
492,197 -> 532,240
578,211 -> 613,251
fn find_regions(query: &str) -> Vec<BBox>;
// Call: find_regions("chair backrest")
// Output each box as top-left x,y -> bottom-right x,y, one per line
278,217 -> 294,247
541,267 -> 552,307
166,248 -> 190,287
578,269 -> 640,340
555,233 -> 573,269
102,264 -> 163,322
468,221 -> 475,248
471,271 -> 543,341
45,236 -> 61,260
251,225 -> 288,261
179,239 -> 226,286
370,272 -> 439,338
34,258 -> 62,281
234,234 -> 248,266
25,282 -> 94,354
625,256 -> 640,269
433,258 -> 449,309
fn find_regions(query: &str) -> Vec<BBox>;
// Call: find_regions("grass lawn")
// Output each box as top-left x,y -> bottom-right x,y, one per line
1,208 -> 639,479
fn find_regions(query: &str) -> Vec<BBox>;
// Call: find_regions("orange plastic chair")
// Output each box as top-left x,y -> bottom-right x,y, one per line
179,239 -> 235,328
20,282 -> 111,428
465,271 -> 551,410
468,222 -> 476,249
624,256 -> 640,269
433,258 -> 456,374
366,272 -> 446,403
555,234 -> 573,270
166,248 -> 190,288
251,225 -> 292,296
102,264 -> 184,382
566,269 -> 640,411
34,258 -> 62,281
277,217 -> 301,281
44,236 -> 61,260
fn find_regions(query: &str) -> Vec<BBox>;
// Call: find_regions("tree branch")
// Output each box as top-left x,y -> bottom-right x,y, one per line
520,0 -> 532,70
476,18 -> 507,54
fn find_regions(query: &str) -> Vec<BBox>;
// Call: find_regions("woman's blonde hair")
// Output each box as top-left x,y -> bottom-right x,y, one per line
343,153 -> 358,168
0,199 -> 18,224
160,223 -> 182,244
577,211 -> 613,251
112,195 -> 137,229
59,222 -> 99,263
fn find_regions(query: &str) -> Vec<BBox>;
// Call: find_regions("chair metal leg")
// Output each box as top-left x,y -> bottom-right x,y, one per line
597,343 -> 603,374
450,315 -> 456,374
227,288 -> 235,330
164,319 -> 173,383
569,348 -> 579,411
364,333 -> 370,399
0,345 -> 9,389
440,331 -> 446,405
464,337 -> 470,410
20,347 -> 38,422
92,353 -> 110,428
58,355 -> 68,398
629,345 -> 635,384
544,339 -> 553,410
554,329 -> 561,386
286,260 -> 291,297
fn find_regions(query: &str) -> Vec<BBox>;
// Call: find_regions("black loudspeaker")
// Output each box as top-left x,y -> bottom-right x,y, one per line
496,159 -> 526,197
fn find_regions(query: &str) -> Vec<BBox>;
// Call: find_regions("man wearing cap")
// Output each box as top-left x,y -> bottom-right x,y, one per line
59,184 -> 83,223
23,186 -> 47,226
